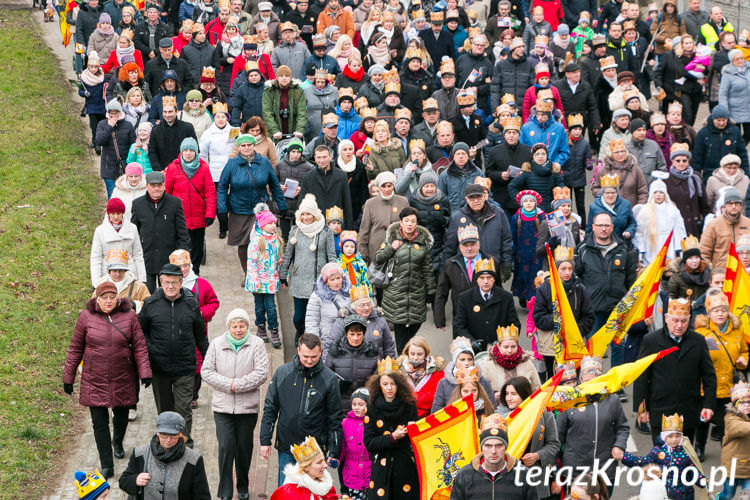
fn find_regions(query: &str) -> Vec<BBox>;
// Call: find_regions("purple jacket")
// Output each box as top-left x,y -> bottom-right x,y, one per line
340,411 -> 371,490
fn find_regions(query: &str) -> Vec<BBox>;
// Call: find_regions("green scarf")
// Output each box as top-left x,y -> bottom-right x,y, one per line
226,331 -> 250,352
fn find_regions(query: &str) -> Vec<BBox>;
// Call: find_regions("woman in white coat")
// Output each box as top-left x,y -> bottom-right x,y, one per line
110,163 -> 147,222
90,197 -> 146,287
632,178 -> 686,264
199,103 -> 235,238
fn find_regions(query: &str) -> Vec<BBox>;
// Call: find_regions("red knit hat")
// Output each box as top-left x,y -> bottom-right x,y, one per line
106,197 -> 126,214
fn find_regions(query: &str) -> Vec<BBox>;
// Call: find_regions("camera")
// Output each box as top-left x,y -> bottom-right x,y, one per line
279,108 -> 290,119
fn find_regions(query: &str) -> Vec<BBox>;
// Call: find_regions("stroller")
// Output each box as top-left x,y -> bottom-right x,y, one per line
274,134 -> 305,160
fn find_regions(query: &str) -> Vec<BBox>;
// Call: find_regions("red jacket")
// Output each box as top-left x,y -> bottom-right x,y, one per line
101,49 -> 144,74
63,298 -> 152,408
205,18 -> 226,46
270,483 -> 337,500
412,370 -> 445,418
191,276 -> 220,374
522,84 -> 565,123
172,32 -> 192,57
164,158 -> 217,230
230,53 -> 275,89
532,0 -> 564,32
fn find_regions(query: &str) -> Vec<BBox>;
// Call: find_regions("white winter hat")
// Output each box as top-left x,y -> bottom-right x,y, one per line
296,193 -> 323,220
225,308 -> 251,328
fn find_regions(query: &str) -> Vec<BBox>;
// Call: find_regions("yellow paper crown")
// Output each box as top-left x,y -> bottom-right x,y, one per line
243,33 -> 258,44
671,142 -> 689,155
322,112 -> 339,126
668,100 -> 683,113
361,107 -> 378,119
74,470 -> 109,500
457,223 -> 480,243
436,120 -> 453,134
280,21 -> 297,33
181,19 -> 194,32
409,138 -> 426,152
377,356 -> 400,375
218,0 -> 230,9
430,10 -> 444,21
537,88 -> 553,101
245,60 -> 260,73
350,284 -> 371,303
535,62 -> 549,75
552,186 -> 571,201
474,257 -> 496,275
554,246 -> 574,263
567,113 -> 584,129
534,34 -> 549,46
536,99 -> 554,113
623,88 -> 640,103
340,230 -> 357,244
481,413 -> 507,432
496,324 -> 519,343
457,92 -> 476,107
312,33 -> 326,46
325,205 -> 344,223
450,336 -> 473,356
168,249 -> 191,266
121,28 -> 134,40
105,248 -> 129,266
354,96 -> 369,112
395,107 -> 412,121
338,87 -> 355,100
440,58 -> 455,76
580,355 -> 603,373
412,8 -> 425,20
558,362 -> 577,382
192,22 -> 204,33
623,20 -> 636,32
212,101 -> 229,116
501,93 -> 516,105
405,46 -> 423,61
422,97 -> 439,111
667,298 -> 691,316
706,290 -> 729,311
455,366 -> 479,384
382,68 -> 400,84
599,55 -> 617,69
600,173 -> 620,189
504,115 -> 522,131
608,138 -> 626,153
290,436 -> 323,465
474,176 -> 491,191
315,68 -> 331,81
662,413 -> 684,433
201,66 -> 216,79
384,81 -> 401,95
162,95 -> 178,109
732,382 -> 750,402
680,235 -> 699,252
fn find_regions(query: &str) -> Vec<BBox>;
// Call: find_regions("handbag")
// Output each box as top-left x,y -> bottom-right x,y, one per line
111,131 -> 127,176
368,258 -> 394,288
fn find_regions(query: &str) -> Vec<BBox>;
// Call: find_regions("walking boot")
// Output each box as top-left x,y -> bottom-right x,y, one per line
269,328 -> 281,349
257,324 -> 268,342
695,444 -> 705,462
113,441 -> 125,459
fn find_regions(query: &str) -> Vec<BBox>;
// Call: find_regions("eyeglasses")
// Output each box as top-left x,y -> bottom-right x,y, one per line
161,281 -> 181,288
158,432 -> 180,439
672,158 -> 689,163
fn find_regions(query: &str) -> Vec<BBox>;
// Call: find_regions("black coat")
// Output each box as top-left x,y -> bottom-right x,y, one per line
179,39 -> 220,85
69,3 -> 103,45
450,455 -> 539,500
452,112 -> 487,148
324,337 -> 380,411
490,54 -> 535,109
407,191 -> 451,271
508,161 -> 565,213
230,79 -> 265,126
346,161 -> 370,223
333,72 -> 368,96
579,54 -> 601,90
532,276 -> 594,334
443,203 -> 513,267
595,74 -> 616,128
148,119 -> 197,172
434,253 -> 500,328
143,55 -> 195,97
399,67 -> 436,104
596,0 -> 620,33
358,80 -> 384,109
562,137 -> 591,188
454,285 -> 520,350
574,233 -> 637,313
485,142 -> 532,212
655,51 -> 703,102
133,20 -> 171,60
554,78 -> 601,131
95,118 -> 136,180
693,121 -> 750,179
363,395 -> 420,500
131,192 -> 191,273
260,356 -> 343,455
419,29 -> 456,71
633,327 -> 717,430
605,38 -> 640,75
213,41 -> 235,96
299,166 -> 354,230
138,288 -> 208,376
456,52 -> 494,103
562,0 -> 596,27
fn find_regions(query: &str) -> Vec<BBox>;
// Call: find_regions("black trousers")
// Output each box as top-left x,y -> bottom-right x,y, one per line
88,113 -> 104,143
740,123 -> 750,145
695,397 -> 729,448
214,412 -> 258,497
146,273 -> 158,293
90,406 -> 129,469
152,373 -> 195,446
279,217 -> 293,241
394,323 -> 422,353
189,228 -> 205,275
572,186 -> 586,229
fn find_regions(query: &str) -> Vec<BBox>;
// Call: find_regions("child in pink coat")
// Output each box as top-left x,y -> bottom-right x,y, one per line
339,388 -> 371,500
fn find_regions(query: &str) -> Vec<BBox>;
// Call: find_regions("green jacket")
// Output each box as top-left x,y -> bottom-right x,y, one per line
375,222 -> 435,325
261,78 -> 308,137
368,138 -> 407,180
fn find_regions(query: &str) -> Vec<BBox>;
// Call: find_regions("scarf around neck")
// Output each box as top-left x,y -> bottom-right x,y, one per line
97,23 -> 114,36
337,155 -> 357,173
341,253 -> 358,286
298,216 -> 326,238
343,64 -> 365,81
80,68 -> 104,86
149,434 -> 186,463
368,44 -> 391,66
116,44 -> 135,63
181,155 -> 200,178
282,464 -> 334,496
491,343 -> 524,369
183,268 -> 198,291
671,166 -> 702,198
415,185 -> 443,204
226,330 -> 250,352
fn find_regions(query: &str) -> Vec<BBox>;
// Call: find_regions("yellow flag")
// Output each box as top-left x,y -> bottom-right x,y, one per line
407,395 -> 479,500
724,243 -> 750,343
547,347 -> 678,411
586,232 -> 672,358
545,244 -> 588,366
506,370 -> 563,459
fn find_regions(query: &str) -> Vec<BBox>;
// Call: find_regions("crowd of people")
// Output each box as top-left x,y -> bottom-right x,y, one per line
59,0 -> 750,496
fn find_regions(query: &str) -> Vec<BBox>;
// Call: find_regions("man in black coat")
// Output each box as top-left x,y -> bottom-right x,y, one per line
148,101 -> 197,171
485,119 -> 531,219
453,256 -> 520,352
299,145 -> 354,229
180,27 -> 221,85
131,172 -> 191,291
138,263 -> 207,447
490,38 -> 535,110
596,0 -> 623,33
456,34 -> 495,115
68,0 -> 103,48
144,38 -> 194,94
133,5 -> 171,61
259,334 -> 343,485
692,104 -> 750,179
605,22 -> 640,76
420,13 -> 456,68
443,184 -> 513,276
554,62 -> 601,136
633,298 -> 717,448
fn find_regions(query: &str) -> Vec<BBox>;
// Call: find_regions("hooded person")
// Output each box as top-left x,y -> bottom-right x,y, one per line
633,179 -> 687,264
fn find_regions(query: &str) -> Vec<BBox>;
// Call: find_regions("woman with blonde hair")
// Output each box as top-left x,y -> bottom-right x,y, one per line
334,54 -> 368,95
398,335 -> 445,418
121,86 -> 150,128
367,119 -> 406,179
328,34 -> 361,72
360,8 -> 383,47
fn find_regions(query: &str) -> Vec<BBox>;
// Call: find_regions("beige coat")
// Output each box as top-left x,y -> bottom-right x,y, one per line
200,332 -> 269,414
723,406 -> 750,477
358,194 -> 409,263
92,271 -> 151,313
700,212 -> 750,269
478,351 -> 541,398
229,135 -> 279,166
591,153 -> 649,207
705,168 -> 750,210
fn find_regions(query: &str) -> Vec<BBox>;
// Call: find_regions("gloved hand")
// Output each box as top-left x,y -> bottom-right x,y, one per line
63,383 -> 73,395
141,378 -> 152,388
280,278 -> 288,287
548,236 -> 560,249
471,339 -> 486,353
502,265 -> 512,282
84,90 -> 91,97
205,217 -> 214,227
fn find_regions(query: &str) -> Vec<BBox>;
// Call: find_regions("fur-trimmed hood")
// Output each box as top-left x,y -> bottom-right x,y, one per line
114,173 -> 147,192
470,452 -> 517,472
383,221 -> 434,248
265,78 -> 303,89
397,354 -> 446,373
694,313 -> 741,331
85,296 -> 133,314
371,138 -> 403,154
521,160 -> 561,174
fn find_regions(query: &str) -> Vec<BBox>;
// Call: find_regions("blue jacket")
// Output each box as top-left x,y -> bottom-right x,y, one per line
148,90 -> 187,124
217,154 -> 288,215
335,105 -> 362,140
79,80 -> 106,115
300,54 -> 340,80
230,78 -> 265,126
437,160 -> 484,212
520,114 -> 571,165
178,0 -> 195,21
445,26 -> 468,56
586,193 -> 637,238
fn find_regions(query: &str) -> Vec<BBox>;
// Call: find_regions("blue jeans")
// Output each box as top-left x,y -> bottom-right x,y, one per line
717,478 -> 750,499
277,451 -> 296,486
253,293 -> 278,329
104,178 -> 115,198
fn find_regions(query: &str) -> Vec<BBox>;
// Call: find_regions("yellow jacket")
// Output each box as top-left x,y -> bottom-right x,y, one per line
695,314 -> 748,399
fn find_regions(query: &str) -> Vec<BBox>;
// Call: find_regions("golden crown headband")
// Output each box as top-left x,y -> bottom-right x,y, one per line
496,324 -> 519,343
377,356 -> 400,375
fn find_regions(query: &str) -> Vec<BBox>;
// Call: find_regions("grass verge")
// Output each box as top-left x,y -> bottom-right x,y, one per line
0,9 -> 101,497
